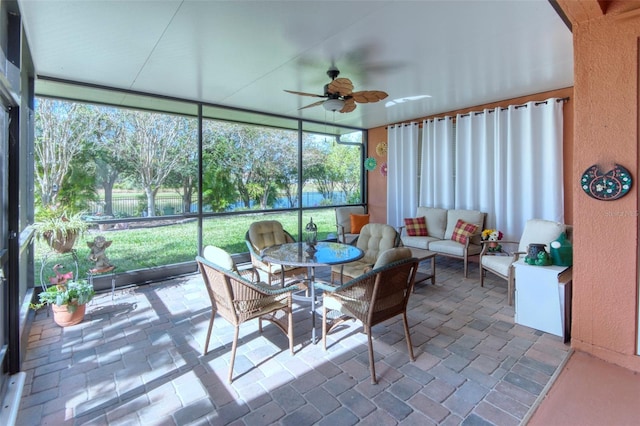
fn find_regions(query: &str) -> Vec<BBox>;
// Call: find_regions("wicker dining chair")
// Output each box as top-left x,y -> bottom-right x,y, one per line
245,220 -> 307,286
196,254 -> 299,383
203,245 -> 259,283
317,251 -> 419,384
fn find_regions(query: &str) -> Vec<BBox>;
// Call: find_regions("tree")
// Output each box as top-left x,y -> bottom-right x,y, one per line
34,98 -> 98,209
92,107 -> 130,216
328,144 -> 361,203
164,118 -> 198,213
117,110 -> 185,217
302,136 -> 334,204
212,123 -> 298,210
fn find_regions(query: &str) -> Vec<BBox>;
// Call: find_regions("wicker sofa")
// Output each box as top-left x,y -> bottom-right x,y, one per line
398,206 -> 486,277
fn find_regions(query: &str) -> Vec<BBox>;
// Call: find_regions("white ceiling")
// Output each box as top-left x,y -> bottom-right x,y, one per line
17,0 -> 573,130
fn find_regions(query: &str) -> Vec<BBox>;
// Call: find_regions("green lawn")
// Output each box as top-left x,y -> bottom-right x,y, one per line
36,209 -> 337,284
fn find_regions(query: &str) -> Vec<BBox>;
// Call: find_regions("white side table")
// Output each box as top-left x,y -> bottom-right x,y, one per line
514,260 -> 572,341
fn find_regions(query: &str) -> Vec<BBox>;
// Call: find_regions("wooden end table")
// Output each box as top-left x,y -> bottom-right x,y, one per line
405,247 -> 437,288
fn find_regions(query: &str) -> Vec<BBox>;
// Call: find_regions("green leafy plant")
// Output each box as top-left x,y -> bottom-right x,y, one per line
31,280 -> 95,313
32,209 -> 88,251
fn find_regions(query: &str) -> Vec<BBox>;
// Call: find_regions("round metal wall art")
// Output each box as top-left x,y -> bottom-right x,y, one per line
580,163 -> 632,201
364,157 -> 377,171
376,142 -> 387,157
380,162 -> 388,177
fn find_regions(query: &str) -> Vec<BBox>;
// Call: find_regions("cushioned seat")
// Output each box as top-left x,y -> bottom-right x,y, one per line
335,206 -> 367,244
479,218 -> 568,305
196,254 -> 299,383
245,220 -> 307,286
331,223 -> 400,283
428,239 -> 483,257
318,251 -> 419,384
400,206 -> 485,277
203,245 -> 258,282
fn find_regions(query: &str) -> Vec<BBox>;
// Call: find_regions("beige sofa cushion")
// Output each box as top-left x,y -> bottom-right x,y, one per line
400,235 -> 440,250
428,239 -> 483,256
416,206 -> 448,239
443,209 -> 484,240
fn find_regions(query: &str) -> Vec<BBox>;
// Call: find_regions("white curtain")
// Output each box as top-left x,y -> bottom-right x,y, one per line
454,98 -> 564,240
420,117 -> 455,209
455,109 -> 497,217
387,123 -> 419,227
494,99 -> 564,240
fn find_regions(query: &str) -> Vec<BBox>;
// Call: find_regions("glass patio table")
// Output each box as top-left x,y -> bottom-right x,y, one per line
261,241 -> 364,344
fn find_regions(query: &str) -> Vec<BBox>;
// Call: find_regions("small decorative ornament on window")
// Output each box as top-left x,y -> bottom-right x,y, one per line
581,163 -> 632,200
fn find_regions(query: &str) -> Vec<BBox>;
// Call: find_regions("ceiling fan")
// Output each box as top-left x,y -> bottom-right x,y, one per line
285,66 -> 388,113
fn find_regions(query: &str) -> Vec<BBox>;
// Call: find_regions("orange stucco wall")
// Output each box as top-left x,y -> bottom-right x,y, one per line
565,7 -> 640,372
368,2 -> 640,372
367,87 -> 574,226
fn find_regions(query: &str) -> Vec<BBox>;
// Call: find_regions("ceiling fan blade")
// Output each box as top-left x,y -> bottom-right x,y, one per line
299,100 -> 325,110
351,90 -> 389,103
284,89 -> 325,98
328,78 -> 354,96
340,98 -> 357,113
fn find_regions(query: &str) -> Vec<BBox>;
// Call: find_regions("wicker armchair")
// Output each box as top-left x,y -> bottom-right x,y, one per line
317,252 -> 419,384
245,220 -> 307,286
330,223 -> 400,284
203,245 -> 259,282
196,254 -> 299,383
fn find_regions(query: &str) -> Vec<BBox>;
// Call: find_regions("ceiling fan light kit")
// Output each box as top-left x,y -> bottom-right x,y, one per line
285,67 -> 388,114
323,98 -> 345,111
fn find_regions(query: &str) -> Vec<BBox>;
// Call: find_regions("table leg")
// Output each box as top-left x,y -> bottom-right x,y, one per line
431,255 -> 436,285
308,266 -> 317,344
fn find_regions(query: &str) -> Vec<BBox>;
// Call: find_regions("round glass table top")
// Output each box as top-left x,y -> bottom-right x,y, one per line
262,242 -> 364,267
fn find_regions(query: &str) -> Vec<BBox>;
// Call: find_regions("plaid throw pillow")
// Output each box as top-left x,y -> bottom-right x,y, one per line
451,219 -> 478,244
404,216 -> 428,236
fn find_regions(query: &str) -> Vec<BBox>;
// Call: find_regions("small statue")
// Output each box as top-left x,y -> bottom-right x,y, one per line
87,236 -> 114,271
49,263 -> 74,286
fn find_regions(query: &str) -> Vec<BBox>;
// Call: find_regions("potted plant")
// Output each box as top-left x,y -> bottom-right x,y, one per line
32,209 -> 88,253
31,279 -> 95,326
481,228 -> 504,252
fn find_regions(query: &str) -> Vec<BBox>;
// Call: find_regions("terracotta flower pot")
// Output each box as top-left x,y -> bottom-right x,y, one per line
488,241 -> 498,248
51,303 -> 86,327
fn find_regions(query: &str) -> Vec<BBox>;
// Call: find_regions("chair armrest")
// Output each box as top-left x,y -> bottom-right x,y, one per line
245,239 -> 264,261
315,281 -> 340,292
480,240 -> 519,256
237,265 -> 260,282
513,250 -> 526,262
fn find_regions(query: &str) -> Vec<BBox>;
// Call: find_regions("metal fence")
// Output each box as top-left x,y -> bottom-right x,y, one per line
89,191 -> 349,217
89,195 -> 187,217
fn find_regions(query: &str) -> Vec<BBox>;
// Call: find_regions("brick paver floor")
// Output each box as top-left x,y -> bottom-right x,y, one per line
16,257 -> 571,425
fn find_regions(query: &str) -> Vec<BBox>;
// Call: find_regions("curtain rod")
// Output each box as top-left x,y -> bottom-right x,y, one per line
458,97 -> 570,118
385,97 -> 570,128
